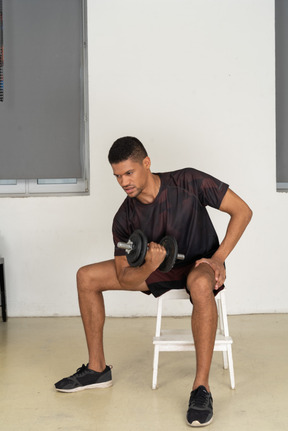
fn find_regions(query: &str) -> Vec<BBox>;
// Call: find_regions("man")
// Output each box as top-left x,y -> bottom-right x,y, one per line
55,136 -> 252,427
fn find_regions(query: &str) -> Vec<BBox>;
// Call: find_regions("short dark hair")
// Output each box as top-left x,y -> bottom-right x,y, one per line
108,136 -> 148,164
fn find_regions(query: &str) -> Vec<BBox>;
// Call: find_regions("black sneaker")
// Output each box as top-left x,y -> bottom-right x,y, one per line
55,364 -> 113,393
186,386 -> 213,427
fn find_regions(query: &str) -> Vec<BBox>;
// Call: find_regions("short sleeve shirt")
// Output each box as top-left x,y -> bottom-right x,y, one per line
112,168 -> 229,265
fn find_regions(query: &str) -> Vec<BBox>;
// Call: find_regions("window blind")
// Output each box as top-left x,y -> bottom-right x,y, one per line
0,0 -> 3,102
0,0 -> 84,179
276,0 -> 288,187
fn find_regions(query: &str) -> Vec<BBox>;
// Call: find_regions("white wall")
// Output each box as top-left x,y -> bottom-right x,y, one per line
1,0 -> 285,317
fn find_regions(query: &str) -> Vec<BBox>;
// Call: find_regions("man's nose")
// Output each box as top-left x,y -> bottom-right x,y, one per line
118,176 -> 128,187
121,177 -> 130,187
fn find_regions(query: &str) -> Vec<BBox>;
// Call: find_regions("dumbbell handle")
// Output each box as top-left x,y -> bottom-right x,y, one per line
117,241 -> 185,261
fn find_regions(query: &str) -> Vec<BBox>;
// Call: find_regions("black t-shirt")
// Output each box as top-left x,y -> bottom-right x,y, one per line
112,168 -> 229,266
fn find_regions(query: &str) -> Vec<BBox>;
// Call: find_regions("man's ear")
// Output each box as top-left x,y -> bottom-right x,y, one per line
143,156 -> 151,170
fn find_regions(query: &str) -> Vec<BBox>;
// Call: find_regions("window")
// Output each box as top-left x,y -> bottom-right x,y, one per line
0,0 -> 89,196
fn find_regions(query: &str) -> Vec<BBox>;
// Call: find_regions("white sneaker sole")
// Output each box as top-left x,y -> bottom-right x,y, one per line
186,416 -> 213,427
56,380 -> 113,393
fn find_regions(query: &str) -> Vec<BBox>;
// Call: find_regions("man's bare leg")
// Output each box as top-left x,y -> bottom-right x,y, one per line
77,259 -> 149,372
186,263 -> 218,392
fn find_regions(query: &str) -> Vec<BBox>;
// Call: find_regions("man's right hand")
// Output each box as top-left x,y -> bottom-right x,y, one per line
145,242 -> 167,271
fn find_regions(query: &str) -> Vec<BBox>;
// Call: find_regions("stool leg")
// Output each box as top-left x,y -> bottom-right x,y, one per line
217,294 -> 229,369
152,346 -> 160,389
227,345 -> 235,389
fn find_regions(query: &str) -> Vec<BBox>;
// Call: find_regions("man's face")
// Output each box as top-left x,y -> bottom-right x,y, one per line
111,157 -> 151,199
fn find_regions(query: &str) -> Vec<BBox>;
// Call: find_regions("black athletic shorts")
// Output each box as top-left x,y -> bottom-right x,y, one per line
144,262 -> 224,299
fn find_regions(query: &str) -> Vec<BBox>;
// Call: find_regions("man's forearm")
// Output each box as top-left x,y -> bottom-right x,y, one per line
212,208 -> 252,263
213,189 -> 253,263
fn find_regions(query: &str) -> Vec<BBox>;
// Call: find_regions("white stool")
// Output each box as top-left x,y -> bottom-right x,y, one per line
152,289 -> 235,389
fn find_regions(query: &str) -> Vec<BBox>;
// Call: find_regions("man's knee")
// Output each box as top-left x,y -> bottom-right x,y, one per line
77,264 -> 99,293
187,265 -> 215,302
76,260 -> 119,293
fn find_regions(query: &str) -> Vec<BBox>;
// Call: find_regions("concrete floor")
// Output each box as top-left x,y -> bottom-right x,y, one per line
0,314 -> 287,431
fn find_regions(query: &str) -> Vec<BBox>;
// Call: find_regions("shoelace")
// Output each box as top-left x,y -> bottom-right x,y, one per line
73,364 -> 88,377
190,389 -> 209,408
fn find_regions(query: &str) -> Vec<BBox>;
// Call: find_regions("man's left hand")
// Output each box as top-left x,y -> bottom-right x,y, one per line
194,257 -> 226,290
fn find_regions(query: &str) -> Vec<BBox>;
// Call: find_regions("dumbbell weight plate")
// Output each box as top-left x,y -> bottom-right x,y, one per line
158,236 -> 178,273
126,229 -> 148,267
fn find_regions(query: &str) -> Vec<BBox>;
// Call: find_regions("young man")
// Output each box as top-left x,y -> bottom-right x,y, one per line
55,136 -> 252,427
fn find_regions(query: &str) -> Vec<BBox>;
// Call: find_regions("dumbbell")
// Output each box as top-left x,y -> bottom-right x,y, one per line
117,229 -> 185,273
